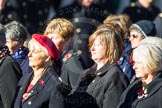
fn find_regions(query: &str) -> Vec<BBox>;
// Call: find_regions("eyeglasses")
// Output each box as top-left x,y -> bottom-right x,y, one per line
128,34 -> 139,39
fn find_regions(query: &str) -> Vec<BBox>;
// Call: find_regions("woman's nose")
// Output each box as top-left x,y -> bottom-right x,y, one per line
133,63 -> 136,70
28,51 -> 32,57
90,45 -> 94,51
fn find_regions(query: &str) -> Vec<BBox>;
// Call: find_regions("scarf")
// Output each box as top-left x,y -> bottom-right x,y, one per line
12,46 -> 29,59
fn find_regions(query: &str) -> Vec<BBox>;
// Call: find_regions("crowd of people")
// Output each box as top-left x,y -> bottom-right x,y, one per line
0,0 -> 162,108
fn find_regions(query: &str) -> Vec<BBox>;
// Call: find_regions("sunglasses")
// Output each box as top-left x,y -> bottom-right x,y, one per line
128,34 -> 139,39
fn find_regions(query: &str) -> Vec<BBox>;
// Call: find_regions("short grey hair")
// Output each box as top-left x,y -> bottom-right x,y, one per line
133,44 -> 162,74
4,21 -> 29,41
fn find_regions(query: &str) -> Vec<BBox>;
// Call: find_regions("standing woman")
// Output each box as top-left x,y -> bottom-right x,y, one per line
118,43 -> 162,108
13,34 -> 66,108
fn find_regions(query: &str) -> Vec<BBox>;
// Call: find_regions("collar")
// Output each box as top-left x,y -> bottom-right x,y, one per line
95,62 -> 118,76
143,71 -> 162,96
21,65 -> 57,103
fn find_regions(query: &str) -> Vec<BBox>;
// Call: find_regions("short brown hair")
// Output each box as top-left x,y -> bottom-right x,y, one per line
44,18 -> 74,41
103,14 -> 132,40
89,26 -> 123,63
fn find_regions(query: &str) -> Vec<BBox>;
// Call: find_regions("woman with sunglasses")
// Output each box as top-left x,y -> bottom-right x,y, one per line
129,20 -> 157,49
126,20 -> 157,83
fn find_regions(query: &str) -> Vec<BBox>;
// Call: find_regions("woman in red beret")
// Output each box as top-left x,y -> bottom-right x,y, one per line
13,34 -> 67,108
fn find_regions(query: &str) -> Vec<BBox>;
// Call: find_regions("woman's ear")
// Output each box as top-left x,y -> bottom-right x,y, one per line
45,56 -> 51,62
19,39 -> 25,45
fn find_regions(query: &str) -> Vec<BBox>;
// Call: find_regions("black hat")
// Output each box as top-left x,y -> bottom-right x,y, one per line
130,20 -> 157,37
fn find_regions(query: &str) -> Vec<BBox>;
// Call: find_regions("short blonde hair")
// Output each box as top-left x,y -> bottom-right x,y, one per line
96,22 -> 124,58
44,18 -> 74,41
133,44 -> 162,74
89,28 -> 123,63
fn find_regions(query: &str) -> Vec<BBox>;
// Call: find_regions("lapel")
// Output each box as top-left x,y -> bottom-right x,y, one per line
16,72 -> 33,107
21,66 -> 54,104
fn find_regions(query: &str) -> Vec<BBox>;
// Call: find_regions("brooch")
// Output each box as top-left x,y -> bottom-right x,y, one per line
22,92 -> 32,100
137,86 -> 148,99
63,53 -> 72,62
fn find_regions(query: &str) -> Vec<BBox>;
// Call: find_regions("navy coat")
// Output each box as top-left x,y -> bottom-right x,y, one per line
13,65 -> 67,108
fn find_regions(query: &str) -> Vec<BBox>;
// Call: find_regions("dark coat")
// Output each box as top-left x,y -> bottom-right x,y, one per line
69,62 -> 129,108
0,0 -> 21,25
56,1 -> 108,69
55,0 -> 108,22
17,0 -> 53,34
118,71 -> 162,108
61,50 -> 86,87
13,65 -> 67,108
122,1 -> 160,23
0,56 -> 22,108
20,56 -> 33,74
154,15 -> 162,38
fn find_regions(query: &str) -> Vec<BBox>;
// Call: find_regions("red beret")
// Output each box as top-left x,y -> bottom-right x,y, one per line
32,34 -> 60,60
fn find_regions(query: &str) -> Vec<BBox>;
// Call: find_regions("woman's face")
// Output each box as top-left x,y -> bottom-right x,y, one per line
90,36 -> 105,63
133,55 -> 148,79
47,33 -> 68,51
28,47 -> 48,69
5,38 -> 22,54
129,30 -> 143,48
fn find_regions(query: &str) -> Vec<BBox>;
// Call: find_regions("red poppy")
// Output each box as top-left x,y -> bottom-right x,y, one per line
39,80 -> 44,85
63,53 -> 72,62
64,53 -> 72,59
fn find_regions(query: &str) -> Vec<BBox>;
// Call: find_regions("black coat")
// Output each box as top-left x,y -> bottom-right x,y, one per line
118,71 -> 162,108
0,56 -> 22,108
69,62 -> 129,108
0,0 -> 21,25
61,50 -> 86,87
13,65 -> 67,108
122,1 -> 160,23
154,15 -> 162,38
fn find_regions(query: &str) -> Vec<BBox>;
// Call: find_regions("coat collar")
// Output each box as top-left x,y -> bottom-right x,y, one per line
95,62 -> 118,76
21,66 -> 55,104
120,71 -> 162,104
143,71 -> 162,97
